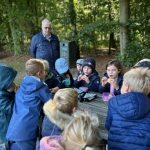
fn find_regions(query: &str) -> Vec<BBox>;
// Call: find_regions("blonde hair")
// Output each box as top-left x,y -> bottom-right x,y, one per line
42,59 -> 49,72
123,68 -> 150,94
63,114 -> 101,150
25,59 -> 44,76
53,88 -> 78,114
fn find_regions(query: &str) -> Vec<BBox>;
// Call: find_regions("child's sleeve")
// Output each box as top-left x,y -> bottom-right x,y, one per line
87,76 -> 100,92
74,79 -> 81,88
40,86 -> 52,103
105,100 -> 113,130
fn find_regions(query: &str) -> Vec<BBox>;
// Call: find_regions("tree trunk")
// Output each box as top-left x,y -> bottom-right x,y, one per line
68,0 -> 80,58
119,0 -> 130,55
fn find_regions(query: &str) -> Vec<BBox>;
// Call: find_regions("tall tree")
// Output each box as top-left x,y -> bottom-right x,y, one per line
119,0 -> 130,55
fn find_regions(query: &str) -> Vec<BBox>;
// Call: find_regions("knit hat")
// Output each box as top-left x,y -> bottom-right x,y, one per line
55,58 -> 68,74
82,57 -> 95,72
76,59 -> 84,65
133,59 -> 150,69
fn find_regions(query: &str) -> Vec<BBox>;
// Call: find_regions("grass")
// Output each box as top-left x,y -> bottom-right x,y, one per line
0,54 -> 31,85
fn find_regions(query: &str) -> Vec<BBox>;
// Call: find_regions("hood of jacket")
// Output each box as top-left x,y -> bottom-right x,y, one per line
0,63 -> 17,90
20,75 -> 47,94
88,70 -> 99,77
40,135 -> 64,150
110,92 -> 150,120
43,100 -> 73,130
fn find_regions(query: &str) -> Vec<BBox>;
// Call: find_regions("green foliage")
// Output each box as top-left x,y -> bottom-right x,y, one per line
117,0 -> 150,66
0,0 -> 150,65
117,36 -> 150,67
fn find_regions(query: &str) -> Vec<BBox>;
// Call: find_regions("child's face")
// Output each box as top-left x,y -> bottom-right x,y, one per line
76,64 -> 82,72
107,65 -> 120,79
83,66 -> 92,75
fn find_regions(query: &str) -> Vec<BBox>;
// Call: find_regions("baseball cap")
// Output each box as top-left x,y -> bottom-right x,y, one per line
55,58 -> 68,74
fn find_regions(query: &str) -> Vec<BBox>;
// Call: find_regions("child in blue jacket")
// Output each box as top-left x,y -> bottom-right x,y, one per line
74,57 -> 100,92
105,68 -> 150,150
99,59 -> 123,95
6,59 -> 52,150
0,63 -> 17,143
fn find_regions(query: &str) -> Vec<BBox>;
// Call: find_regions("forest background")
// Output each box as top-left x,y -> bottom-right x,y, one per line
0,0 -> 150,84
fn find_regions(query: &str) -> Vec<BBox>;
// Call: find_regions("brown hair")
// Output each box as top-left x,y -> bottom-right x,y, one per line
106,59 -> 122,73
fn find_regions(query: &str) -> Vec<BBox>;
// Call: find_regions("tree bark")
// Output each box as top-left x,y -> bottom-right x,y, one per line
119,0 -> 130,55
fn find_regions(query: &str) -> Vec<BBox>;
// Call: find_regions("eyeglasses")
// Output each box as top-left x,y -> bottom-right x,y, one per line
44,27 -> 51,30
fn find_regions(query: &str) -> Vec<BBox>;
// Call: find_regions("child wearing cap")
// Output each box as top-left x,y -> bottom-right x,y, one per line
50,58 -> 74,93
74,57 -> 100,92
75,59 -> 84,78
133,58 -> 150,98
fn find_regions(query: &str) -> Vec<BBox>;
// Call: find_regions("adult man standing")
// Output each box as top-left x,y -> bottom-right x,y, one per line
30,19 -> 60,71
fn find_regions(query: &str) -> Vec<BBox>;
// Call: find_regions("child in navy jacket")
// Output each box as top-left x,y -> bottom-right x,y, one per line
74,57 -> 100,92
74,58 -> 84,80
50,58 -> 74,93
99,59 -> 123,95
105,68 -> 150,150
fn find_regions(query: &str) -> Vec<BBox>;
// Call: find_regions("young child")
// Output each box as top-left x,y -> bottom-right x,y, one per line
0,63 -> 17,143
42,88 -> 78,137
50,58 -> 74,93
75,58 -> 84,79
40,114 -> 102,150
74,57 -> 100,92
105,68 -> 150,149
133,58 -> 150,98
42,59 -> 57,89
99,59 -> 123,95
6,59 -> 52,150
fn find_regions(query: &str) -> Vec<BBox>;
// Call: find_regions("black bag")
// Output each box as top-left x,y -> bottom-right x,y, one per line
74,88 -> 97,102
